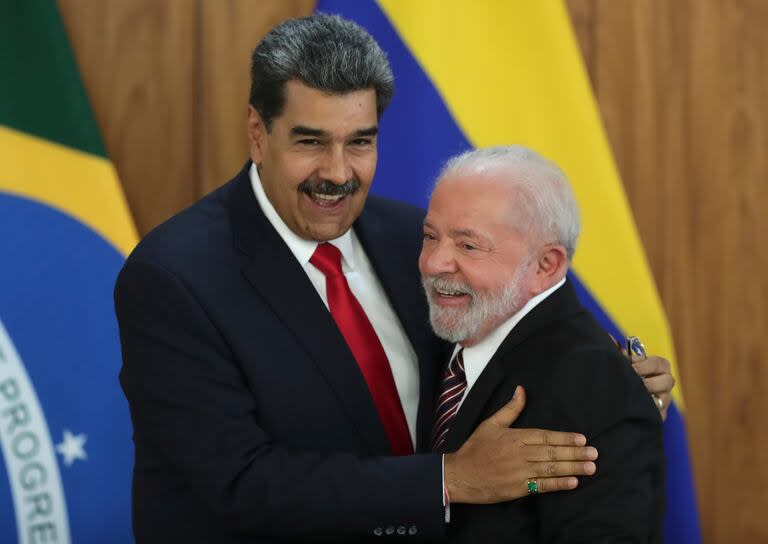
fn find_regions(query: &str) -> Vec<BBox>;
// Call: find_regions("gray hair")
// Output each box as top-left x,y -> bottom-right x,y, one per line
437,146 -> 581,260
249,14 -> 394,130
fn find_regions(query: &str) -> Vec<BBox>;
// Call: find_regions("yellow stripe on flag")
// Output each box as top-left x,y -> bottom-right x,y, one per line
378,0 -> 683,407
0,125 -> 137,256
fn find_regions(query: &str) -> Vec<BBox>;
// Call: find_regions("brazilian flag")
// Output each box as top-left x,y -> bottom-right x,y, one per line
317,1 -> 702,542
0,1 -> 136,542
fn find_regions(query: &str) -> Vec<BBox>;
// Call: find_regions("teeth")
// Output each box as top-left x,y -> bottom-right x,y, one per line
436,288 -> 466,296
312,192 -> 344,202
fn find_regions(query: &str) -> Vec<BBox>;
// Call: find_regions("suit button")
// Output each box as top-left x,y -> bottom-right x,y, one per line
373,527 -> 383,536
385,526 -> 395,535
397,526 -> 406,535
408,525 -> 418,535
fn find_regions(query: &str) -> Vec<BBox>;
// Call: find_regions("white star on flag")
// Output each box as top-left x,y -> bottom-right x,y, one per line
56,429 -> 88,467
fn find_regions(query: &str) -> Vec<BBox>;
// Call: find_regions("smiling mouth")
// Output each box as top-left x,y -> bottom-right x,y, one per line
311,192 -> 345,203
304,191 -> 349,209
297,178 -> 360,208
434,287 -> 470,298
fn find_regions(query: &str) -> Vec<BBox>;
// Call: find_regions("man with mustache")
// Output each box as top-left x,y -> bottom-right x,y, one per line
114,14 -> 673,543
421,146 -> 664,542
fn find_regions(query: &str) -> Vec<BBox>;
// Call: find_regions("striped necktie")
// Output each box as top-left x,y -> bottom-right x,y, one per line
431,349 -> 466,450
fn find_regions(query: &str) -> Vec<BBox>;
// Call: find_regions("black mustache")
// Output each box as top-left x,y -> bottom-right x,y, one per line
297,178 -> 360,197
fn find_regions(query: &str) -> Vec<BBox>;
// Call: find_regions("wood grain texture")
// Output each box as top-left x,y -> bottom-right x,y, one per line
566,1 -> 768,542
58,0 -> 199,235
59,1 -> 767,541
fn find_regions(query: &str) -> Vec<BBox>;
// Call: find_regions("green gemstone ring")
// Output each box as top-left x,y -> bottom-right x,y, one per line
527,479 -> 539,495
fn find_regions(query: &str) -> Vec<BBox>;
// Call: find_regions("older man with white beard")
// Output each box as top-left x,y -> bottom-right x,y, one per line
419,146 -> 665,543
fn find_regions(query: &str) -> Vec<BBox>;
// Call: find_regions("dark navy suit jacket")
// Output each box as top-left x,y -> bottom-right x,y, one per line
441,281 -> 665,543
115,163 -> 449,543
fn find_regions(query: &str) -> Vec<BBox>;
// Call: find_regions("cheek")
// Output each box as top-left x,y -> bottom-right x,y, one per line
463,263 -> 500,293
276,154 -> 316,186
417,251 -> 428,275
352,154 -> 377,185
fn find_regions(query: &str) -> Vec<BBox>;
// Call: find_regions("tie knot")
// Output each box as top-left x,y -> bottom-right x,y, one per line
310,242 -> 344,277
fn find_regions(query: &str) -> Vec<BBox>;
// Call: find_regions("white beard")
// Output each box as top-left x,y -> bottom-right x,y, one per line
422,257 -> 532,344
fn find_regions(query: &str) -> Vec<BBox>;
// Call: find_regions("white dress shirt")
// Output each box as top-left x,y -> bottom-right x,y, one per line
453,278 -> 567,409
249,164 -> 420,446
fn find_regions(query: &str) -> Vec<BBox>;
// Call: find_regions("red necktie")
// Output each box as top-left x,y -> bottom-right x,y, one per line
431,349 -> 466,450
310,243 -> 413,455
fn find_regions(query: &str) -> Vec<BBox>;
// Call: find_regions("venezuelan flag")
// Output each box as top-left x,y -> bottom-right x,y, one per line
0,0 -> 136,541
316,1 -> 701,541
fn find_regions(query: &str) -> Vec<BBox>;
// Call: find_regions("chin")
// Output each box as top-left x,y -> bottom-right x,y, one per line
429,310 -> 479,344
305,223 -> 351,242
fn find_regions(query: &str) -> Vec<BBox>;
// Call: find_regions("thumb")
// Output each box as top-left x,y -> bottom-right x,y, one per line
486,385 -> 526,428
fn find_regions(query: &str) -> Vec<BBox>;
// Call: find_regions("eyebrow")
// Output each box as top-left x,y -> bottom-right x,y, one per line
290,125 -> 326,137
353,126 -> 378,138
450,228 -> 484,239
289,125 -> 378,138
423,221 -> 487,241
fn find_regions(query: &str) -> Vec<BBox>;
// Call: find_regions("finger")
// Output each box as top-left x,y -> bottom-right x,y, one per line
655,392 -> 671,411
530,460 -> 597,478
632,355 -> 671,375
609,334 -> 630,358
642,373 -> 675,395
524,445 -> 598,462
629,349 -> 647,362
658,393 -> 671,422
519,428 -> 587,447
486,385 -> 526,428
530,476 -> 579,494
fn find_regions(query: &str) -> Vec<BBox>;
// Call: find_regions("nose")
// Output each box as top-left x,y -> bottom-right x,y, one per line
419,239 -> 458,277
319,145 -> 351,185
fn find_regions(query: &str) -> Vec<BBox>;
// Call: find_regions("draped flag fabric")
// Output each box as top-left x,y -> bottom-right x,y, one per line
317,1 -> 701,542
0,1 -> 136,542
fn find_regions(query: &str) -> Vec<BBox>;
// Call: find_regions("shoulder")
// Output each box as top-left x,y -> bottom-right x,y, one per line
514,305 -> 660,435
357,195 -> 425,245
126,178 -> 238,272
361,194 -> 426,226
115,170 -> 248,307
548,317 -> 661,434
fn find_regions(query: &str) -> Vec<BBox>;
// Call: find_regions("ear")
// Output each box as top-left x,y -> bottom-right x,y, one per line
531,244 -> 568,295
247,105 -> 268,164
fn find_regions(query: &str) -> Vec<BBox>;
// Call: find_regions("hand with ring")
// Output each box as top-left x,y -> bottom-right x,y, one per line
624,336 -> 675,421
444,386 -> 598,504
527,479 -> 539,495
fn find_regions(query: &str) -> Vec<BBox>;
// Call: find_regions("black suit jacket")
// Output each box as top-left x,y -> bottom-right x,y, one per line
115,163 -> 450,543
441,281 -> 664,544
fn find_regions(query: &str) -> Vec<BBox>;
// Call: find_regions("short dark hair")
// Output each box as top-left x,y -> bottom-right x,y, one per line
249,14 -> 394,130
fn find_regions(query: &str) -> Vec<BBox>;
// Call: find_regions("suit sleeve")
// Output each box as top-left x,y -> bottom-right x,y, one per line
535,348 -> 665,544
115,259 -> 445,540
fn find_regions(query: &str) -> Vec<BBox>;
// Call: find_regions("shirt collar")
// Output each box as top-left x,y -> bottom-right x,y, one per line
455,277 -> 567,392
249,162 -> 357,271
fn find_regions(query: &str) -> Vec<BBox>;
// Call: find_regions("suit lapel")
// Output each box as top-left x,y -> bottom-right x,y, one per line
228,164 -> 390,453
354,204 -> 444,451
441,281 -> 585,452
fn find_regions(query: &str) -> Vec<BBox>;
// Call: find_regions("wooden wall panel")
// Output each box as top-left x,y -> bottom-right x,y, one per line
58,0 -> 199,235
566,1 -> 768,542
59,1 -> 768,542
